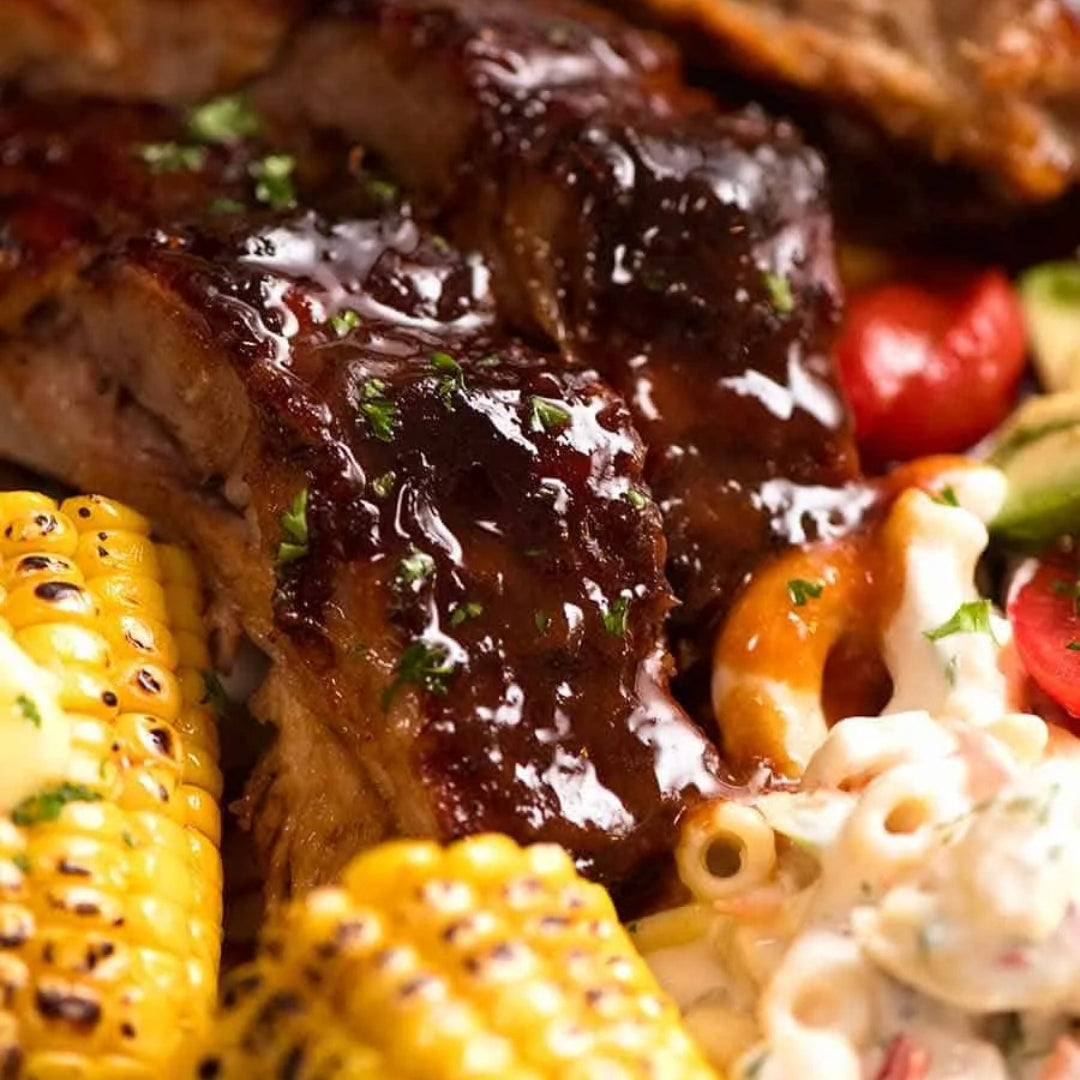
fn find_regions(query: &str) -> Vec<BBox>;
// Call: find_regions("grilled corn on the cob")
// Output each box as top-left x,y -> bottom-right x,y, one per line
198,834 -> 718,1080
0,491 -> 223,1078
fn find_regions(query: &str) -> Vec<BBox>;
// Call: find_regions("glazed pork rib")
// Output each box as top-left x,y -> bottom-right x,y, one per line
618,0 -> 1080,201
257,0 -> 860,672
0,102 -> 722,903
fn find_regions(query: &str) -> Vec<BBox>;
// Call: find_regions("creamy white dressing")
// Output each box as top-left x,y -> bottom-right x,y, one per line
637,469 -> 1080,1080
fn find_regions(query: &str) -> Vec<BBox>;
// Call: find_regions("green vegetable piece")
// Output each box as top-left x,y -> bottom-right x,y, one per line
763,271 -> 794,314
431,352 -> 465,408
356,379 -> 399,443
276,487 -> 310,566
397,548 -> 435,586
14,694 -> 41,728
924,599 -> 997,643
331,310 -> 360,338
449,601 -> 483,627
13,784 -> 102,826
251,153 -> 297,211
187,95 -> 261,143
137,142 -> 207,174
528,397 -> 572,434
602,595 -> 631,638
787,579 -> 824,607
381,641 -> 458,710
1019,261 -> 1080,394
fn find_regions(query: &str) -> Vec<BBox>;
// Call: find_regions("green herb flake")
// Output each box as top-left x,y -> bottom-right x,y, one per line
250,153 -> 297,211
187,95 -> 261,143
924,599 -> 997,643
431,352 -> 465,408
367,178 -> 398,204
356,379 -> 399,443
1068,642 -> 1080,652
13,784 -> 102,827
763,271 -> 794,314
122,831 -> 137,849
602,595 -> 631,638
276,487 -> 310,566
330,310 -> 360,338
787,579 -> 824,607
137,142 -> 207,174
201,670 -> 229,714
371,471 -> 397,499
527,396 -> 572,434
209,197 -> 246,215
535,610 -> 551,633
624,488 -> 648,511
1052,576 -> 1080,617
932,485 -> 960,507
11,854 -> 29,874
397,548 -> 435,587
380,642 -> 459,711
14,694 -> 41,728
449,601 -> 483,627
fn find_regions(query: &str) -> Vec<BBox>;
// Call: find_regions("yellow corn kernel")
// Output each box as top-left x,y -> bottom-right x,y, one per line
200,836 -> 718,1080
0,493 -> 223,1077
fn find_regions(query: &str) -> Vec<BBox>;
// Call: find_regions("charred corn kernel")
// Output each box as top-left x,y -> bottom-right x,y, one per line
0,492 -> 223,1078
199,835 -> 718,1080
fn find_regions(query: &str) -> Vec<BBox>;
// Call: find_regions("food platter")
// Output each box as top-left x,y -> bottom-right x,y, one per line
0,2 -> 1078,1078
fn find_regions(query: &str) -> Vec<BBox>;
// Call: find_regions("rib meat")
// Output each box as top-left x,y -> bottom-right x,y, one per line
0,102 -> 722,904
256,0 -> 860,675
0,0 -> 303,101
618,0 -> 1080,201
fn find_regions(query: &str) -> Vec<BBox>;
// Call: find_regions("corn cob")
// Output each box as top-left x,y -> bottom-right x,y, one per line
198,834 -> 718,1080
0,491 -> 223,1078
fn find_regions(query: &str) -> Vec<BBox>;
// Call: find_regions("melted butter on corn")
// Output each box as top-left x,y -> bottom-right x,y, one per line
0,491 -> 223,1078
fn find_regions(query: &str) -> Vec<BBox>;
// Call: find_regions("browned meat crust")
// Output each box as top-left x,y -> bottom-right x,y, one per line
0,0 -> 304,101
620,0 -> 1080,201
0,101 -> 723,904
257,0 -> 860,675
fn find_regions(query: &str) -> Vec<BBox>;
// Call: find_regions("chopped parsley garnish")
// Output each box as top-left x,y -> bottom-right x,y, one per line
527,396 -> 572,434
602,595 -> 631,638
122,831 -> 137,849
449,601 -> 483,627
208,197 -> 246,215
431,352 -> 465,408
624,488 -> 648,511
787,579 -> 824,607
11,854 -> 29,874
1052,576 -> 1080,616
250,153 -> 297,211
366,178 -> 398,204
763,271 -> 794,314
187,95 -> 261,143
14,694 -> 41,728
535,610 -> 551,633
380,642 -> 458,710
330,310 -> 360,338
137,142 -> 207,174
356,379 -> 399,443
924,599 -> 997,643
371,471 -> 397,499
201,670 -> 229,714
276,487 -> 310,566
932,485 -> 960,507
1069,642 -> 1080,651
13,784 -> 101,827
397,548 -> 435,587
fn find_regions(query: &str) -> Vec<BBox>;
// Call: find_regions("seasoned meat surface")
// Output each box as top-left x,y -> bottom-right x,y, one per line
0,0 -> 303,101
621,0 -> 1080,200
0,101 -> 722,903
259,0 -> 860,672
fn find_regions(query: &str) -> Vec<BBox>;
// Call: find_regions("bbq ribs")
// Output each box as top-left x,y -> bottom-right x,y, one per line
0,0 -> 861,900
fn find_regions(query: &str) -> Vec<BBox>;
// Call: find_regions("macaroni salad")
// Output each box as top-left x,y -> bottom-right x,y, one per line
638,470 -> 1080,1079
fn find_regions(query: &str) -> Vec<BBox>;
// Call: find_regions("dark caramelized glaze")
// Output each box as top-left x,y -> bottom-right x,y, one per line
260,0 -> 861,681
0,98 -> 723,899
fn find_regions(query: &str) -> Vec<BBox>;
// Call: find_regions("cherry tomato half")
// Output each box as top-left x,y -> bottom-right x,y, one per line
1007,558 -> 1080,719
837,268 -> 1027,468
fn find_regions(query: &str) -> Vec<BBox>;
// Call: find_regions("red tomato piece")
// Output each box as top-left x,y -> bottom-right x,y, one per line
1008,558 -> 1080,719
875,1036 -> 930,1080
837,269 -> 1027,467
